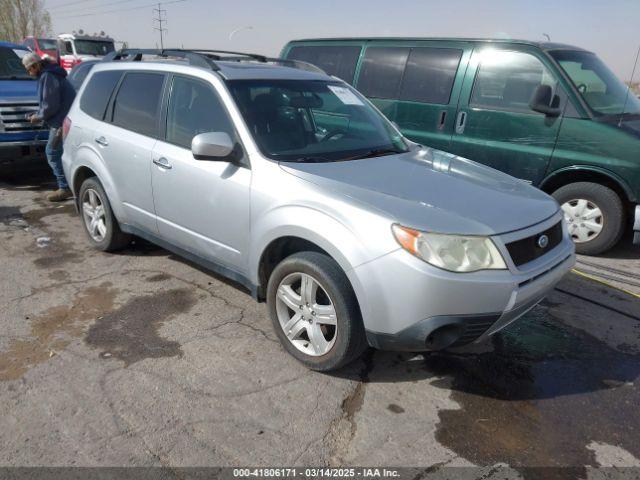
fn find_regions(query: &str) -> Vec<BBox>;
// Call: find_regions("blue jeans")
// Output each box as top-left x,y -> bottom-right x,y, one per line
46,127 -> 68,190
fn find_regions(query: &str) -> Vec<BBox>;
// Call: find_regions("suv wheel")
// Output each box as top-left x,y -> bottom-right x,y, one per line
552,182 -> 624,256
78,177 -> 131,251
267,251 -> 367,371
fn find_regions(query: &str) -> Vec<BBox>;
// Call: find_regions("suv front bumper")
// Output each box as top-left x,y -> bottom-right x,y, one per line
349,216 -> 576,352
0,140 -> 48,172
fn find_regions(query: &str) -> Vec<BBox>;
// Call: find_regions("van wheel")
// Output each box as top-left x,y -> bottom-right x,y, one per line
552,182 -> 624,255
267,251 -> 367,371
78,177 -> 131,252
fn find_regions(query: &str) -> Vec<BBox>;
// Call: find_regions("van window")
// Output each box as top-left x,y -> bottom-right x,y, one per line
357,47 -> 410,99
551,50 -> 640,116
470,50 -> 557,113
166,76 -> 235,149
112,72 -> 164,137
399,48 -> 462,105
286,46 -> 361,84
80,70 -> 122,119
63,41 -> 73,54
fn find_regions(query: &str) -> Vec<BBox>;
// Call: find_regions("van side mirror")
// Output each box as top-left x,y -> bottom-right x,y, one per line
192,132 -> 235,161
530,84 -> 562,117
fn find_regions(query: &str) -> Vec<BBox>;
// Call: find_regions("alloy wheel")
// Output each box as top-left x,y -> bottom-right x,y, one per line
82,188 -> 107,242
275,272 -> 338,356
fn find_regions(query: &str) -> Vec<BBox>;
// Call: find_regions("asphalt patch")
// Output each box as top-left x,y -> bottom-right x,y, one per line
0,283 -> 118,382
429,301 -> 640,478
85,288 -> 197,366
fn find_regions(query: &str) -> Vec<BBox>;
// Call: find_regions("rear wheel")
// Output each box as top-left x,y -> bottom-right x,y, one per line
78,177 -> 131,252
267,251 -> 367,371
552,182 -> 624,255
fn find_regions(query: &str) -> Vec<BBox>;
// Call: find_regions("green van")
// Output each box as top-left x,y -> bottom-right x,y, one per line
281,38 -> 640,255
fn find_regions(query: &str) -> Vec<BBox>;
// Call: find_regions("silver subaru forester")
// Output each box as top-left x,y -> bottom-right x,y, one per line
62,50 -> 575,371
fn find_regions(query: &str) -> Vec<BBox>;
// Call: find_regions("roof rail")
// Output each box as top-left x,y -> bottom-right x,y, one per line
101,48 -> 326,75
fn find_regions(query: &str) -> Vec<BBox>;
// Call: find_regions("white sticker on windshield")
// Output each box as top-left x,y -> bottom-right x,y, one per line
328,85 -> 364,106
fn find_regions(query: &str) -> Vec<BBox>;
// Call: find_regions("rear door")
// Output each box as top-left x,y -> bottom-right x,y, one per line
99,71 -> 166,233
354,41 -> 472,151
151,74 -> 251,271
448,45 -> 565,184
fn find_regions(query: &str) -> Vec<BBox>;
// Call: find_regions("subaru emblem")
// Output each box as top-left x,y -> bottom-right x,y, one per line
537,234 -> 549,249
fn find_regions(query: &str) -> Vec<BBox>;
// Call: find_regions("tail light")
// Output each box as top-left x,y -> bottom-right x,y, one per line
62,117 -> 72,140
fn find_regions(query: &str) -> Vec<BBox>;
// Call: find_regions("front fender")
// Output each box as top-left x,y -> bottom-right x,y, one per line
540,165 -> 635,202
249,204 -> 378,284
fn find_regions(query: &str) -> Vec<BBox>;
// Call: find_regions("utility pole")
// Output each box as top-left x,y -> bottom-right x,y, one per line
153,3 -> 167,50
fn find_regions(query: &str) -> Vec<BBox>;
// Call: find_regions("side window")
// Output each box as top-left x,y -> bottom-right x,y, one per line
80,70 -> 122,120
112,72 -> 165,137
166,76 -> 235,149
64,41 -> 73,54
356,47 -> 410,99
470,50 -> 557,113
399,48 -> 462,105
286,46 -> 361,85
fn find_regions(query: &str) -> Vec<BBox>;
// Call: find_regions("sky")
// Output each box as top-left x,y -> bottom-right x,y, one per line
45,0 -> 640,81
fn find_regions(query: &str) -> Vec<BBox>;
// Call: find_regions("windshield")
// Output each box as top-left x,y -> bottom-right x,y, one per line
0,47 -> 31,80
38,39 -> 57,50
227,79 -> 408,162
551,50 -> 640,116
74,40 -> 115,56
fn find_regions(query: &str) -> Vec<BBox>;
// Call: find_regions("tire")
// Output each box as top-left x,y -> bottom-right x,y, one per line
552,182 -> 625,256
78,177 -> 131,252
267,251 -> 367,371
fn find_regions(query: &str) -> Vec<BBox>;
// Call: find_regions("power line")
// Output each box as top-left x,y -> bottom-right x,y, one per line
48,0 -> 148,13
55,0 -> 186,19
153,3 -> 167,50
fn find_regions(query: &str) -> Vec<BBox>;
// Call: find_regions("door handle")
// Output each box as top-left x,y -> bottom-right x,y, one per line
437,110 -> 447,131
455,111 -> 467,134
94,136 -> 108,147
153,157 -> 172,169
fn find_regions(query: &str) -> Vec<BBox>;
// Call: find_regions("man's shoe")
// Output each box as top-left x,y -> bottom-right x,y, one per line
47,189 -> 73,202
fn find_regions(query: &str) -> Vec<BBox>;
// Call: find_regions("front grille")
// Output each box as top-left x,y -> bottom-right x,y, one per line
0,103 -> 45,132
506,221 -> 563,267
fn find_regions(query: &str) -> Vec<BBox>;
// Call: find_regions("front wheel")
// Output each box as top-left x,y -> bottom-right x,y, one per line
267,251 -> 367,371
552,182 -> 625,255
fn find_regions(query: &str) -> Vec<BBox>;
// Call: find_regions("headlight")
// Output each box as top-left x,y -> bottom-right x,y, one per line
392,224 -> 507,272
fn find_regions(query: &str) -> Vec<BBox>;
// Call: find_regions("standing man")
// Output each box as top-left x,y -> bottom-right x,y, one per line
22,52 -> 76,202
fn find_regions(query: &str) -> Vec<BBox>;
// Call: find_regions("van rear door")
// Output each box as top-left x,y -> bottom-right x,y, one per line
353,40 -> 473,152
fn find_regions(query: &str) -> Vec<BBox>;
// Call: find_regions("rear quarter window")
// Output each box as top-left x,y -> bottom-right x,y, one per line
80,70 -> 122,120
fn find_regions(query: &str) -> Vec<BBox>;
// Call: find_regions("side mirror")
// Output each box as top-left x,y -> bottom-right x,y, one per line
192,132 -> 235,161
529,84 -> 562,117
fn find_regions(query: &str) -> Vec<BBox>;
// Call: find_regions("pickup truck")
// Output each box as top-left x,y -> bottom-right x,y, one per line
0,41 -> 48,174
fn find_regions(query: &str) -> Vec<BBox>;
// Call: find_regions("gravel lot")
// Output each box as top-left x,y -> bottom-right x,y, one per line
1,168 -> 639,478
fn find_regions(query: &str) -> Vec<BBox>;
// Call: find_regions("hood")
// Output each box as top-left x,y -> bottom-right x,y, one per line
41,62 -> 68,78
280,148 -> 559,236
0,78 -> 38,103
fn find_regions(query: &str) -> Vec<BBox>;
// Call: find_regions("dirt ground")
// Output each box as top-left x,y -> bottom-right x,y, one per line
1,168 -> 639,479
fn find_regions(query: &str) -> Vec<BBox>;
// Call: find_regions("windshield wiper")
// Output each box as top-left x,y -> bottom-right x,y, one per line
342,148 -> 405,161
285,156 -> 333,163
